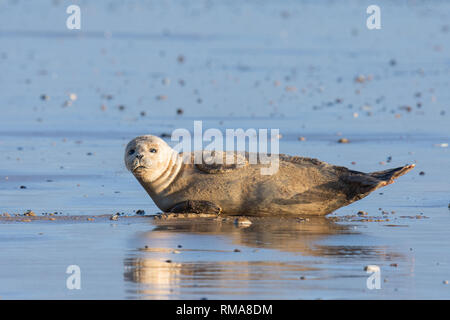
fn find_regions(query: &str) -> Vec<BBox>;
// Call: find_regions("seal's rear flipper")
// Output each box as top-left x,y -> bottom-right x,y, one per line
369,164 -> 415,183
168,200 -> 222,215
341,164 -> 415,203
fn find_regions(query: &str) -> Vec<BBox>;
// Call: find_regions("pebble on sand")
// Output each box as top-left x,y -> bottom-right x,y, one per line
24,210 -> 36,217
354,75 -> 366,83
285,86 -> 298,92
390,263 -> 398,267
364,265 -> 380,272
434,143 -> 448,148
338,138 -> 349,144
234,217 -> 252,227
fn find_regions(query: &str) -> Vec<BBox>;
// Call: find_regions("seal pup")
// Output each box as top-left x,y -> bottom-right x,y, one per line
124,135 -> 414,216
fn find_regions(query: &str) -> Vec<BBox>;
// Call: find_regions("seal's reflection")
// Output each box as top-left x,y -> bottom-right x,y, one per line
124,217 -> 400,299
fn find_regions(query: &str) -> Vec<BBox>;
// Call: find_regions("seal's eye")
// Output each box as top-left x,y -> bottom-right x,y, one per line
128,149 -> 135,155
150,148 -> 157,153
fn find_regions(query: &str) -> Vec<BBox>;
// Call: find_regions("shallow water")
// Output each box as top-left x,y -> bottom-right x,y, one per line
0,0 -> 449,299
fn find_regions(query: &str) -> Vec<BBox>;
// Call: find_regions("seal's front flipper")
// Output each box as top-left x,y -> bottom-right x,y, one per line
168,200 -> 222,214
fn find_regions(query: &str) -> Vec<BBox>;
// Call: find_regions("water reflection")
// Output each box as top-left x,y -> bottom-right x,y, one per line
124,217 -> 402,299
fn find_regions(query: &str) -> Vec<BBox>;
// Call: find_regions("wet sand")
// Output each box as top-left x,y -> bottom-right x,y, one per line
0,0 -> 449,299
0,212 -> 448,299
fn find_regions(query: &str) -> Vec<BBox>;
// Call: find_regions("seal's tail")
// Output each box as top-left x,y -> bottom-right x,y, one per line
369,164 -> 415,184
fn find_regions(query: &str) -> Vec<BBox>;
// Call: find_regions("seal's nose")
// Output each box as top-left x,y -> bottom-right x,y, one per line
136,154 -> 144,160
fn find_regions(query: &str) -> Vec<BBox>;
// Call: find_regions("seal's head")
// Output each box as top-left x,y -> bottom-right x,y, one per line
124,135 -> 176,182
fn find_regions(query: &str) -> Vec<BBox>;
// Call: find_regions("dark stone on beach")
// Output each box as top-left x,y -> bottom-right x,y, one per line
233,249 -> 241,252
419,171 -> 425,176
400,105 -> 412,112
390,263 -> 398,267
136,210 -> 145,215
19,185 -> 27,189
176,108 -> 184,115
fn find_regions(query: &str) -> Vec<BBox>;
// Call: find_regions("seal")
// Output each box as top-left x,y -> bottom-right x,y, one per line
124,135 -> 415,216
